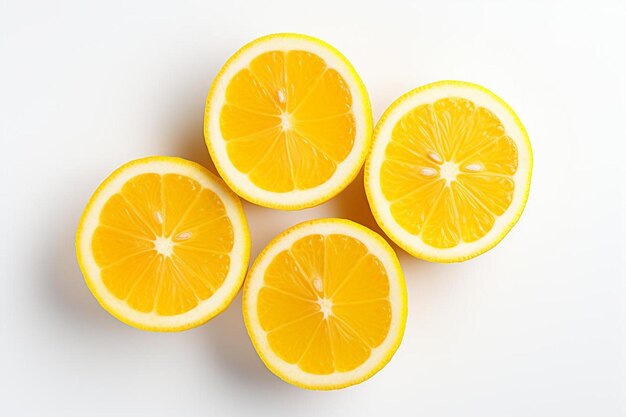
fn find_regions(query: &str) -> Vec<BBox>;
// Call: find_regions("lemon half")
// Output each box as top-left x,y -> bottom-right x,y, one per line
365,81 -> 532,262
243,218 -> 407,390
205,33 -> 372,210
76,156 -> 250,331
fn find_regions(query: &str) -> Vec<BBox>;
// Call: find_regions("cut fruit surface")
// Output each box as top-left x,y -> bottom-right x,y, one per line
365,81 -> 533,262
76,156 -> 250,331
243,219 -> 407,390
205,33 -> 372,209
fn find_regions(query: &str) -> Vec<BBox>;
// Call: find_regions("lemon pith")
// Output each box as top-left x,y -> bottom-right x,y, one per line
76,156 -> 251,331
365,81 -> 533,262
243,218 -> 407,390
205,33 -> 373,210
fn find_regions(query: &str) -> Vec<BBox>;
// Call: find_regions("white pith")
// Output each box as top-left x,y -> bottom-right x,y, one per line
366,82 -> 532,261
77,157 -> 249,330
153,236 -> 174,257
244,219 -> 407,389
206,35 -> 371,208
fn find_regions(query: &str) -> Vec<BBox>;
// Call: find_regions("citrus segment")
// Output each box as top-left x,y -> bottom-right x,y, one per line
76,156 -> 250,331
243,219 -> 407,390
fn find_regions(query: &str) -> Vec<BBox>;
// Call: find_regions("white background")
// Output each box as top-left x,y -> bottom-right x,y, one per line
1,1 -> 625,416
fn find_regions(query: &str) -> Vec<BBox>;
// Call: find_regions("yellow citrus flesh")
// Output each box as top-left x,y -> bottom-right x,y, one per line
383,98 -> 518,247
366,81 -> 532,262
205,34 -> 372,209
243,219 -> 407,390
93,174 -> 234,314
76,157 -> 250,331
222,51 -> 355,192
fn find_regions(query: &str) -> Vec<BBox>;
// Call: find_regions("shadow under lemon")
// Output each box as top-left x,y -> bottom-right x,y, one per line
43,165 -> 139,336
199,294 -> 297,394
331,169 -> 386,239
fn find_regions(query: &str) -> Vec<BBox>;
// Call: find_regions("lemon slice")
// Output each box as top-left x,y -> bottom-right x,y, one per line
76,156 -> 250,331
365,81 -> 533,262
243,219 -> 407,390
205,33 -> 372,210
